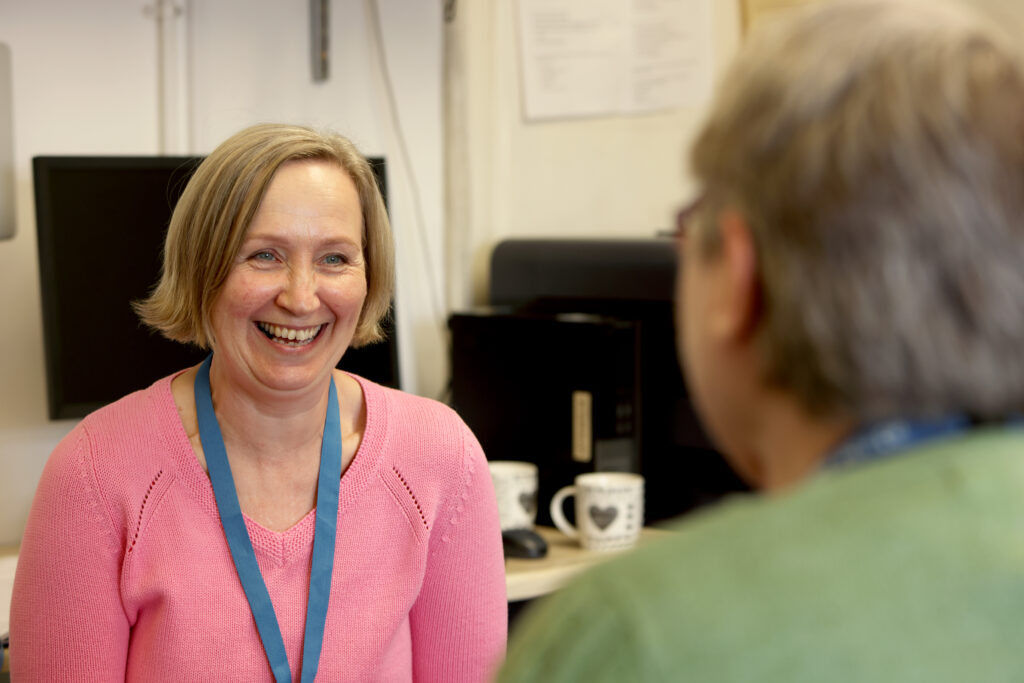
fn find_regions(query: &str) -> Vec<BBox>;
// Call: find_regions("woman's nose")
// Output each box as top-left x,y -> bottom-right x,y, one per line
276,267 -> 320,316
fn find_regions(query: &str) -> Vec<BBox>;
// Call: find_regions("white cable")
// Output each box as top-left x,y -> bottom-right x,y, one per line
366,0 -> 447,329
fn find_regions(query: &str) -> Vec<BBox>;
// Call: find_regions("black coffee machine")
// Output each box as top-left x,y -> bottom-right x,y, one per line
449,238 -> 747,527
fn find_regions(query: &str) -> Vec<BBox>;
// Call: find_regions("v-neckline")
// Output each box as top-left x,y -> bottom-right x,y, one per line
158,369 -> 386,562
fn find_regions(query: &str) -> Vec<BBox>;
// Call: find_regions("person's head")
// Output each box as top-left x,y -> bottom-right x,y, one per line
135,122 -> 394,350
679,0 -> 1024,471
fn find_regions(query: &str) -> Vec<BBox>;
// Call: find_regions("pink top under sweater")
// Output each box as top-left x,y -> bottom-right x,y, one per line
11,372 -> 507,681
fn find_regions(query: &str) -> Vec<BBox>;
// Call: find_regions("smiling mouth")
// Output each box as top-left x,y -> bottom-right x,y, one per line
256,322 -> 326,347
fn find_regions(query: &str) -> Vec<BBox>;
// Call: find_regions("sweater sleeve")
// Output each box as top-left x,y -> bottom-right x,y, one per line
409,422 -> 507,682
10,424 -> 130,681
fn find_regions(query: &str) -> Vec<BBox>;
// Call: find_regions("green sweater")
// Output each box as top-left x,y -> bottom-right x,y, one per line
499,428 -> 1024,682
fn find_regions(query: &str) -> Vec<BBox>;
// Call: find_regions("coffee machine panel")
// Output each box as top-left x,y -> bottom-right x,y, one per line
450,310 -> 641,527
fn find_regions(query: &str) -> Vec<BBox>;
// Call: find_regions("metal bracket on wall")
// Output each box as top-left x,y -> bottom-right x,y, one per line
311,0 -> 329,82
143,0 -> 190,154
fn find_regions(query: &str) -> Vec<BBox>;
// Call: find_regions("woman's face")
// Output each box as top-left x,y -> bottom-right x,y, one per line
209,159 -> 367,395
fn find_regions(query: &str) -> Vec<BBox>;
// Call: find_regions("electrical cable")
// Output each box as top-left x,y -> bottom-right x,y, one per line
366,0 -> 448,331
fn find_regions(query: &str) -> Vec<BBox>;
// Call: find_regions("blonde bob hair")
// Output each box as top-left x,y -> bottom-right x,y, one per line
135,123 -> 394,349
690,0 -> 1024,421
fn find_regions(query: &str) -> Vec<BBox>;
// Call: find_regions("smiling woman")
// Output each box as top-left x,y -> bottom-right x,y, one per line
10,124 -> 507,682
207,160 -> 369,399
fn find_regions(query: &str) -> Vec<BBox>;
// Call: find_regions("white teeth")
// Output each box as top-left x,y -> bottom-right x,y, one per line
258,322 -> 323,345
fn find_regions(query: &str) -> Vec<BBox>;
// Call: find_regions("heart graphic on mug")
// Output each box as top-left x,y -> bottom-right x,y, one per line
518,491 -> 537,515
588,505 -> 617,531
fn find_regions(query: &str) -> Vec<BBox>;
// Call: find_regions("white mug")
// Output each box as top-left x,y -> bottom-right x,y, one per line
488,461 -> 539,531
550,472 -> 644,551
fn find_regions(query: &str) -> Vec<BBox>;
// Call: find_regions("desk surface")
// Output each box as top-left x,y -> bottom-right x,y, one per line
505,526 -> 672,602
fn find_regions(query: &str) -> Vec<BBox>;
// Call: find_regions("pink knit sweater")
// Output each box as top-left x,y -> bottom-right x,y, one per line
11,372 -> 507,681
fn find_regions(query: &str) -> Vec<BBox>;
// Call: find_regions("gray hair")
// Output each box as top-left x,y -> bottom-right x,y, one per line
691,0 -> 1024,421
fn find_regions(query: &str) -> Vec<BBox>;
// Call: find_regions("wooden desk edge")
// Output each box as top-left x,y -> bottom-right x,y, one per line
505,527 -> 672,602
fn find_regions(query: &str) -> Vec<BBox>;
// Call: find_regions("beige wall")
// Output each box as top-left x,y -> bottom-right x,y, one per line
2,0 -> 1020,546
0,0 -> 163,547
444,1 -> 742,308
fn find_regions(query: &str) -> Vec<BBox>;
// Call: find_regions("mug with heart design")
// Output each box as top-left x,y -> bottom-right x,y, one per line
488,461 -> 540,531
550,472 -> 644,551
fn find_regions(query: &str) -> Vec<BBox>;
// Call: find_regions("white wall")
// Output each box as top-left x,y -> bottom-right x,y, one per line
445,0 -> 1024,310
0,0 -> 163,547
0,0 -> 443,546
444,0 -> 742,308
7,0 -> 1016,548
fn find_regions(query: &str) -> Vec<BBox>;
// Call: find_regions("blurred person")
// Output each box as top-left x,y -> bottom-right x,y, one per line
499,0 -> 1024,680
11,123 -> 506,681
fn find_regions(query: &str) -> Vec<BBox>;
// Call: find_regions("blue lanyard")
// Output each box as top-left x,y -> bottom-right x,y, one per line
195,355 -> 341,683
823,415 -> 971,470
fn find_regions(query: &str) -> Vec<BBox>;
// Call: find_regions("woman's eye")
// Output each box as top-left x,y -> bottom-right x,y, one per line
323,254 -> 346,266
253,251 -> 276,262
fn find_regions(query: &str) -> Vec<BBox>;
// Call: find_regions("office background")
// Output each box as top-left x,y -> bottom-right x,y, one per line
0,0 -> 1017,548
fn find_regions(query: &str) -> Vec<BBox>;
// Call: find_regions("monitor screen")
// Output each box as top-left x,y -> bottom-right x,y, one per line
34,155 -> 398,420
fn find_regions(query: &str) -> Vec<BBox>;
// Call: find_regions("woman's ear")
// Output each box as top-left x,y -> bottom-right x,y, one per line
716,210 -> 761,342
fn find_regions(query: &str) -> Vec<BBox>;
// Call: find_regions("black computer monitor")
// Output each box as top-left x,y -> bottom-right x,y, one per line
33,155 -> 398,420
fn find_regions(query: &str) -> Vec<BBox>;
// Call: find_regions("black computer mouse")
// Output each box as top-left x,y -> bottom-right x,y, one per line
502,528 -> 548,559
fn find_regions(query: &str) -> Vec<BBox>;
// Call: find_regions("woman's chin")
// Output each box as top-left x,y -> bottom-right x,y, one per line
262,363 -> 335,389
239,356 -> 337,395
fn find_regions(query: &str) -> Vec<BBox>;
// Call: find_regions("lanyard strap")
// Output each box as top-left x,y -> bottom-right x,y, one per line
195,355 -> 341,683
823,415 -> 971,470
